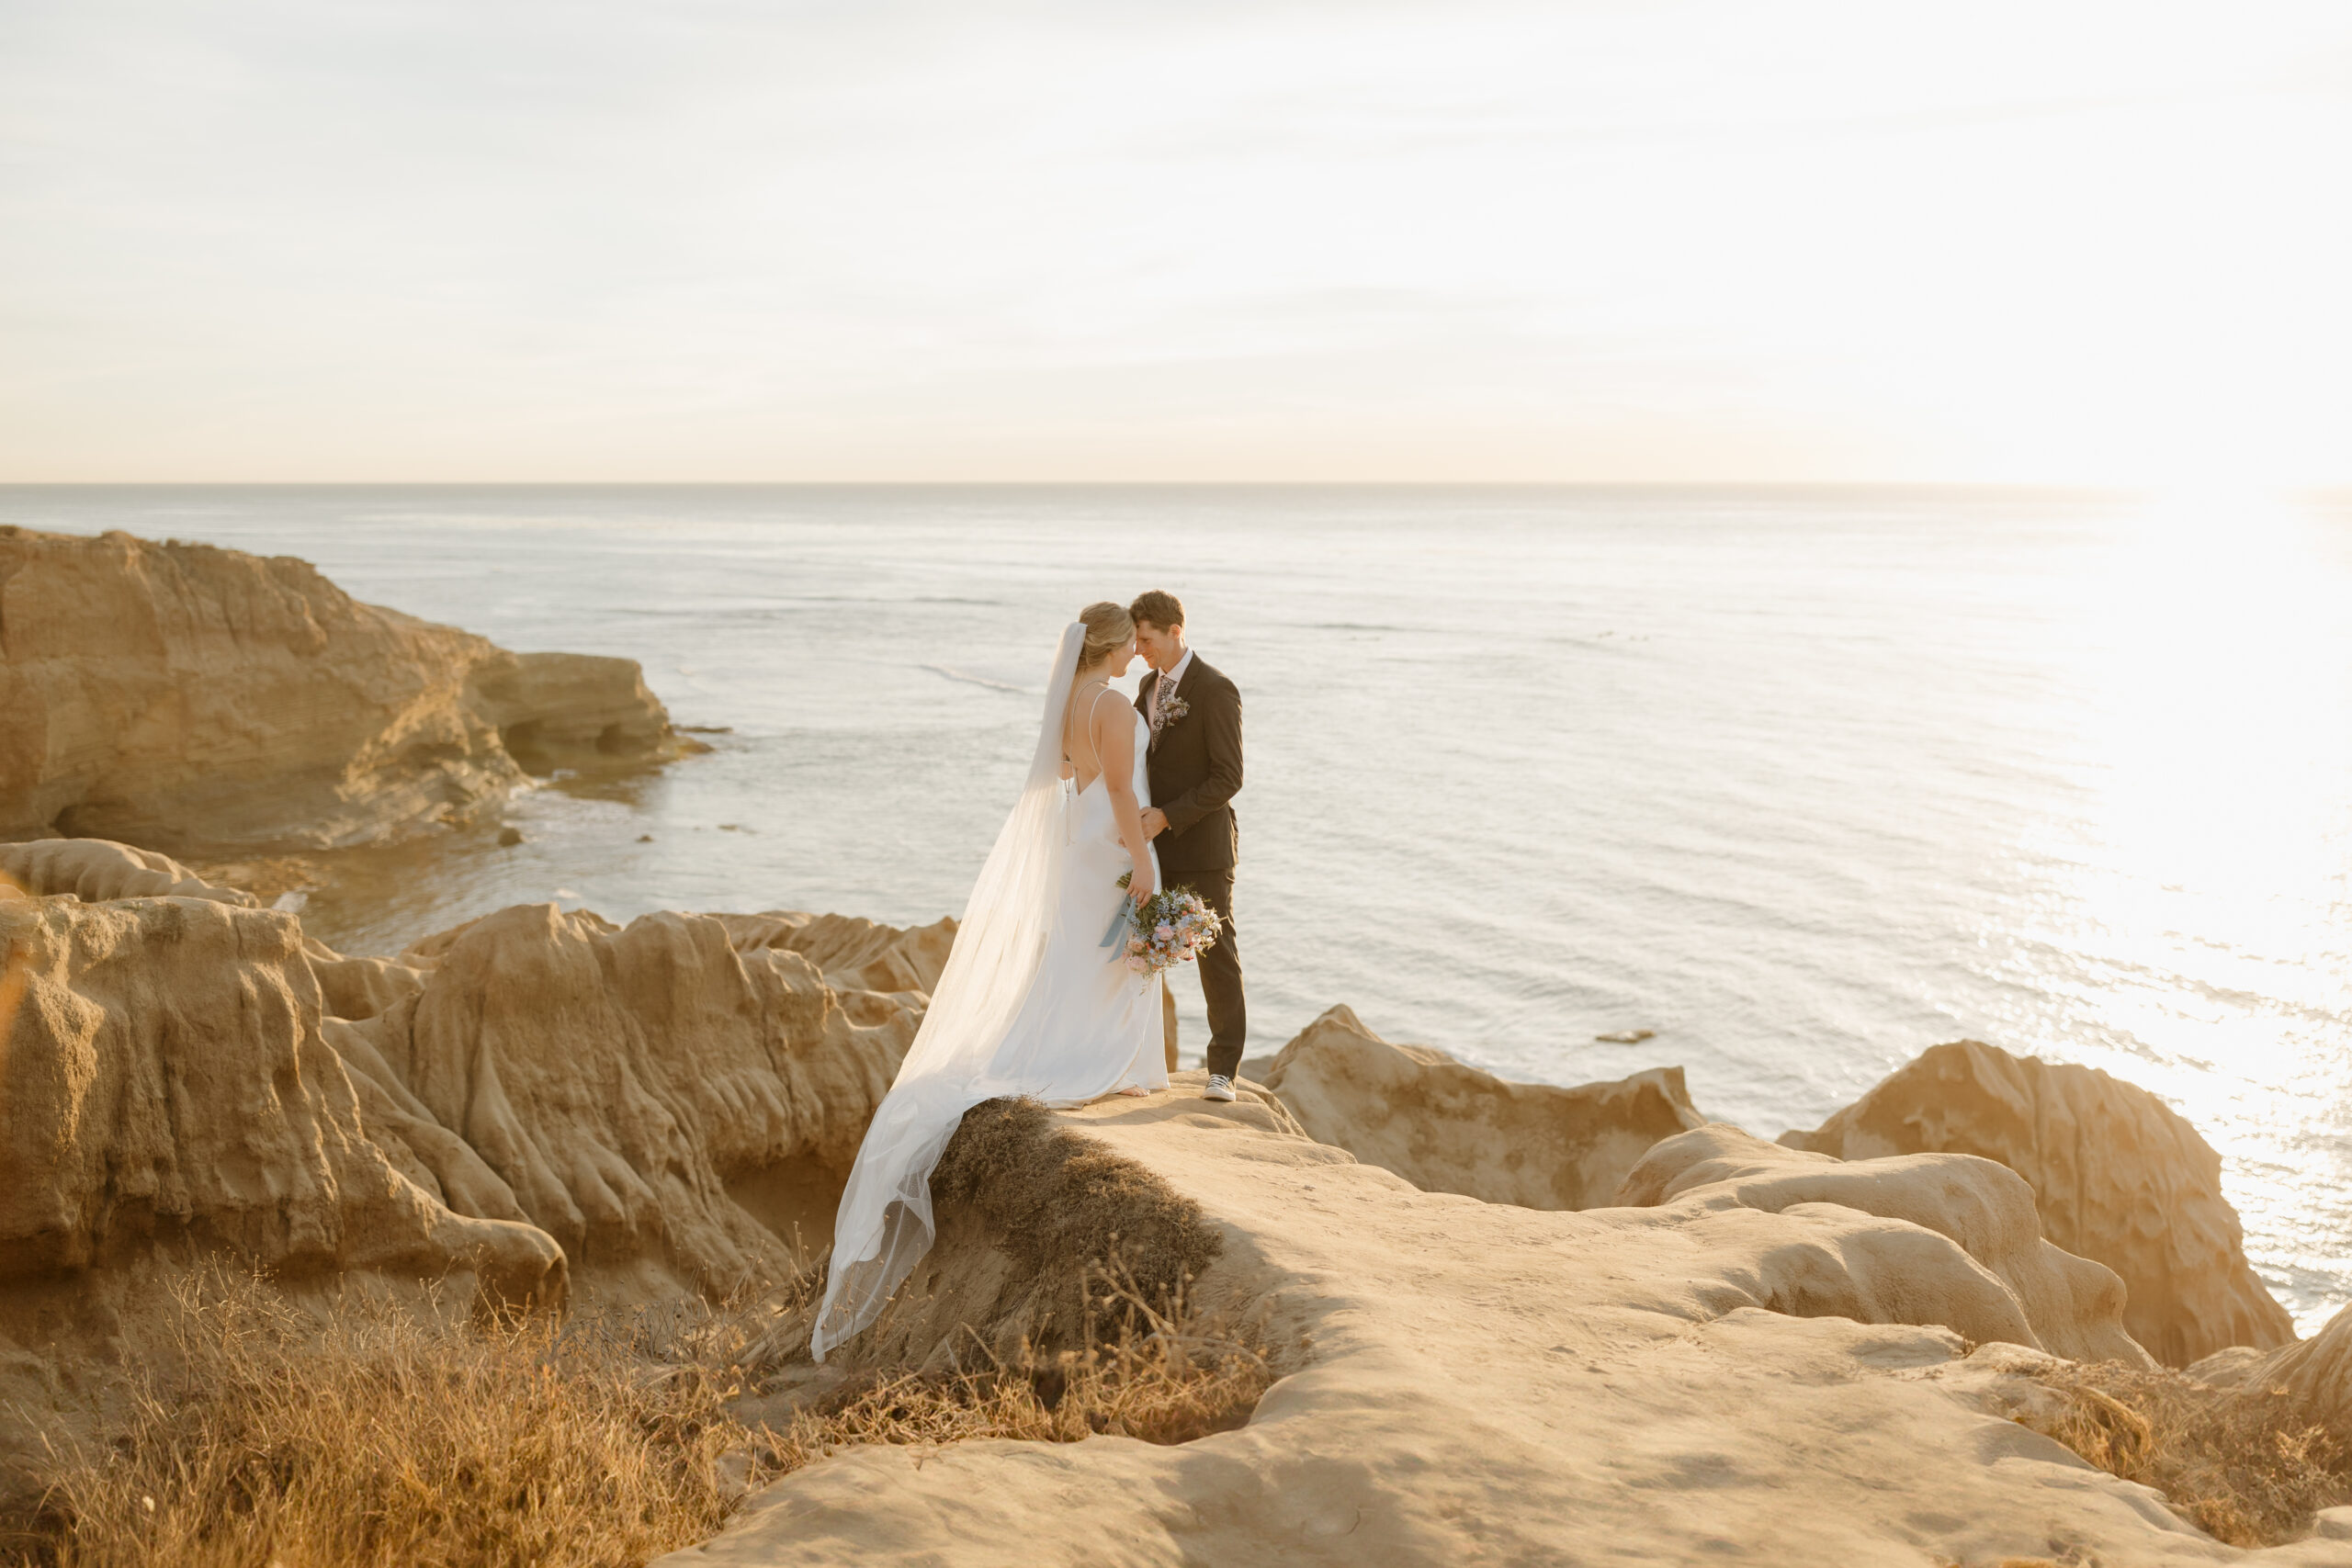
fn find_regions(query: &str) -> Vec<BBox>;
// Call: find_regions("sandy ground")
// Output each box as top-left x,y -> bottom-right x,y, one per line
663,1090 -> 2351,1567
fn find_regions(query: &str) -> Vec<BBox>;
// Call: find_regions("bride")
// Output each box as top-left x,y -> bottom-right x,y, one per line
812,602 -> 1170,1359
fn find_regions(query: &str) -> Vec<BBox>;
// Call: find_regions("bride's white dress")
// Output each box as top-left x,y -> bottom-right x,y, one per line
812,624 -> 1166,1359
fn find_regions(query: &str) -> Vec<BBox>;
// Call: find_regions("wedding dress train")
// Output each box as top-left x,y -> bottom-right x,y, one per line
812,623 -> 1166,1360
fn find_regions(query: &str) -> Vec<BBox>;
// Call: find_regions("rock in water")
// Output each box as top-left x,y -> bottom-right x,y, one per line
1257,1004 -> 1707,1209
470,651 -> 682,775
1781,1039 -> 2292,1366
0,525 -> 695,852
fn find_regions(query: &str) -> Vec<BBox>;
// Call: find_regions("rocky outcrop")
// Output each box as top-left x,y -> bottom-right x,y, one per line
710,910 -> 956,1026
0,893 -> 563,1302
336,901 -> 935,1289
0,836 -> 254,906
680,1093 -> 2325,1566
0,876 -> 952,1502
470,650 -> 680,775
1781,1040 -> 2293,1366
0,877 -> 947,1333
2193,1302 -> 2352,1444
0,526 -> 695,852
1256,1004 -> 1706,1210
1618,1123 -> 2151,1366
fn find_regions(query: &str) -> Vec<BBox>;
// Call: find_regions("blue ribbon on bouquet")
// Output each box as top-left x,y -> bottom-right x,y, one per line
1100,896 -> 1134,953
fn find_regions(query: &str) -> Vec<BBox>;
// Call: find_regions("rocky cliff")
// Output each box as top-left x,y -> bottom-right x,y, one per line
678,1089 -> 2347,1566
0,526 -> 696,852
3,825 -> 2335,1559
0,871 -> 948,1493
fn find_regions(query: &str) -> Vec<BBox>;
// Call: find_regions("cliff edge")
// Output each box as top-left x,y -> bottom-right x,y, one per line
674,1093 -> 2344,1566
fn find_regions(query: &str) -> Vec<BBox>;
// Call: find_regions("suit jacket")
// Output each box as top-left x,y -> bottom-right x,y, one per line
1135,655 -> 1242,874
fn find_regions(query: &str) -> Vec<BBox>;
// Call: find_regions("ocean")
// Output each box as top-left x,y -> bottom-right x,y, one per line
7,484 -> 2348,1330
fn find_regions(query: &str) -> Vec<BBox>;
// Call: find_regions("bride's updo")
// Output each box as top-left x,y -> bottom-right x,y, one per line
1077,601 -> 1135,669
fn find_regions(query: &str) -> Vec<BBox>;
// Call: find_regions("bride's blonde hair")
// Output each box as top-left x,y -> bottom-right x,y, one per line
1077,601 -> 1135,669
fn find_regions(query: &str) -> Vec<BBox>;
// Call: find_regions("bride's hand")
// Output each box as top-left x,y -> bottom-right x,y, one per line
1127,863 -> 1156,904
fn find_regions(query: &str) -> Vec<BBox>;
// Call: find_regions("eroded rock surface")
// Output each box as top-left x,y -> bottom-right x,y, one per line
1782,1039 -> 2293,1366
1256,1003 -> 1706,1209
678,1092 -> 2333,1566
2195,1301 -> 2352,1443
1619,1122 -> 2152,1366
0,837 -> 254,906
0,877 -> 948,1499
0,526 -> 694,852
0,894 -> 566,1300
336,901 -> 934,1289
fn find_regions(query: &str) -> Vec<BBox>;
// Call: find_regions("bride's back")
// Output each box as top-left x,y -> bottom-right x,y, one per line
1062,682 -> 1123,791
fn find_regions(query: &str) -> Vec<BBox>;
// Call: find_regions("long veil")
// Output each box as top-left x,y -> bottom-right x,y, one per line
811,620 -> 1086,1360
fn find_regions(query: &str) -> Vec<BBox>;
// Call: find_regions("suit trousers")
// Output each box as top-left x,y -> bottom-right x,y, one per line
1169,867 -> 1245,1080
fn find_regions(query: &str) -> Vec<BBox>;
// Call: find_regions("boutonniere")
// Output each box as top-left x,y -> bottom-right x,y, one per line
1158,693 -> 1191,728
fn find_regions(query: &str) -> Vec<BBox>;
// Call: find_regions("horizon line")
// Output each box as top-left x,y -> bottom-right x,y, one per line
6,479 -> 2346,496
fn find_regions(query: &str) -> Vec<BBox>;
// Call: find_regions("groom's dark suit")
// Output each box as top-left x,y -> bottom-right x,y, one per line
1136,655 -> 1246,1080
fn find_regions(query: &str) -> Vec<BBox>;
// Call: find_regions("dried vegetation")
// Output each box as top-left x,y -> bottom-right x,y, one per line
1,1256 -> 1268,1568
2015,1359 -> 2352,1547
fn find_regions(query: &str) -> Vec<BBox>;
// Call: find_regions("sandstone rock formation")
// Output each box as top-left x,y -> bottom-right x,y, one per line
1618,1122 -> 2152,1365
0,525 -> 696,852
336,901 -> 939,1287
678,1090 -> 2343,1566
0,894 -> 566,1302
2193,1302 -> 2352,1442
0,836 -> 254,906
5,829 -> 2322,1562
1781,1039 -> 2293,1366
1254,1003 -> 1706,1209
0,877 -> 952,1499
469,650 -> 680,774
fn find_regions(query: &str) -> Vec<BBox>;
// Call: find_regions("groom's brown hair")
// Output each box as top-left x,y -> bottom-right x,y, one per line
1129,590 -> 1184,630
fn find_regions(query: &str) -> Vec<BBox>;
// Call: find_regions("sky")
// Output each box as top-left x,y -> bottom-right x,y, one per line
2,0 -> 2347,484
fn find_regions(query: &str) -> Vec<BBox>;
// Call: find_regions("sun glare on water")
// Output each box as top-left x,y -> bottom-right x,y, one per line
1990,487 -> 2352,1322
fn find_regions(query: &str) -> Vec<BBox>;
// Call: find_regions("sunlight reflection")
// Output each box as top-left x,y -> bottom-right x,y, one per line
2013,489 -> 2352,1325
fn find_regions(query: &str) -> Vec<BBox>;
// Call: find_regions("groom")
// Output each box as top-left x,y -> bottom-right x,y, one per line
1128,591 -> 1247,1102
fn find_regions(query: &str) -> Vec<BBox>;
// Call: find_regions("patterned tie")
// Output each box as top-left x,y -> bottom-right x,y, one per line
1150,665 -> 1178,750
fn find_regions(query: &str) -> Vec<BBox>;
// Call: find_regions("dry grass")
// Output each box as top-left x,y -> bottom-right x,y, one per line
775,1256 -> 1272,1460
3,1256 -> 1270,1568
3,1269 -> 767,1568
2016,1360 -> 2352,1546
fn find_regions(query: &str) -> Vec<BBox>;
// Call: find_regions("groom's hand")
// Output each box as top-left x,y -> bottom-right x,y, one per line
1139,807 -> 1169,839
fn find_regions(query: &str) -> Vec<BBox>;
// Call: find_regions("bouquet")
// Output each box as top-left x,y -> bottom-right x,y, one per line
1111,871 -> 1223,977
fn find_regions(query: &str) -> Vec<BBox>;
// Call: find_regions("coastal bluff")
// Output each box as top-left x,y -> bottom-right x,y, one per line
0,525 -> 697,852
3,863 -> 2343,1557
684,1089 -> 2344,1566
